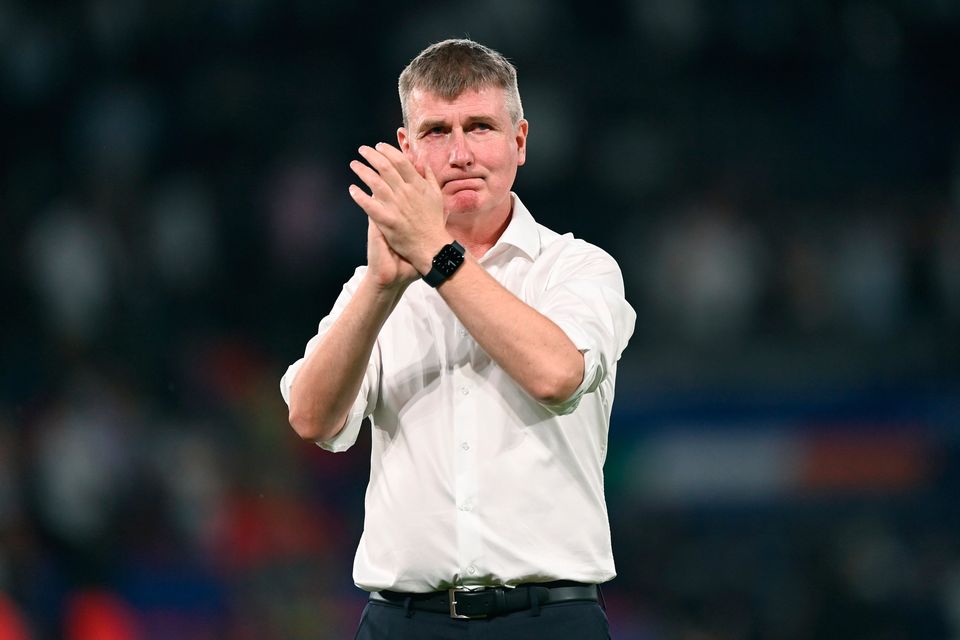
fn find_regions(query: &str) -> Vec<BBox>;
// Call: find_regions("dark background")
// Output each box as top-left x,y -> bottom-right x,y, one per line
1,1 -> 959,638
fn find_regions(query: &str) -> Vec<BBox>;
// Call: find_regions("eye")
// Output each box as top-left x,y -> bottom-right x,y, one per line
471,122 -> 492,131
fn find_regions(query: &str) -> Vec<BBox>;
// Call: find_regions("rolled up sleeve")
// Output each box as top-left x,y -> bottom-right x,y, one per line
532,240 -> 636,414
279,267 -> 380,452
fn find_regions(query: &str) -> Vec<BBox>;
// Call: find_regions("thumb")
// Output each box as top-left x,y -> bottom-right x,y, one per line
367,218 -> 384,240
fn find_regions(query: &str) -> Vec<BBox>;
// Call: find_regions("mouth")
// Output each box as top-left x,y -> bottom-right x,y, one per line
442,177 -> 484,193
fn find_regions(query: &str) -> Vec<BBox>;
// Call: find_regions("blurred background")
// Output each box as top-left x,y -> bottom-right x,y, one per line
2,0 -> 959,638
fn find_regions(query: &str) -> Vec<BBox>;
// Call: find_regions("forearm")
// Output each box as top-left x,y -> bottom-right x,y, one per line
436,256 -> 584,404
288,277 -> 402,440
345,140 -> 583,403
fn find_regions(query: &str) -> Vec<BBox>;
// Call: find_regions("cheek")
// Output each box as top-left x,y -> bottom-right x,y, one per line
483,144 -> 515,168
411,146 -> 444,171
482,149 -> 515,178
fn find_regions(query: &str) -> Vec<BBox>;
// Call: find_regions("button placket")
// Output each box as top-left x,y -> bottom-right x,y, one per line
452,367 -> 481,581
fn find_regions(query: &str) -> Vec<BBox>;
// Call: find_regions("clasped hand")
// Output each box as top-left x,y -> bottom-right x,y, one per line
348,142 -> 449,287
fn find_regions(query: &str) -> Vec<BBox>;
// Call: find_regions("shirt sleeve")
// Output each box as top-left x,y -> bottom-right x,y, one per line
531,239 -> 636,415
279,266 -> 380,452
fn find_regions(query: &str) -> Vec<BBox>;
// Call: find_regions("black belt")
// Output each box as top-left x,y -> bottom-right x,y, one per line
369,580 -> 599,619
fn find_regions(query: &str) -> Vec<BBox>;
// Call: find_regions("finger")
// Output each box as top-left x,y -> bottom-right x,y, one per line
374,142 -> 421,184
358,145 -> 407,190
348,184 -> 389,223
424,164 -> 441,191
367,217 -> 388,244
349,160 -> 393,202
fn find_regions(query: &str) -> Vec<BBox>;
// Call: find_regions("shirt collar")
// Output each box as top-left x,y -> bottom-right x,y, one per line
480,193 -> 541,263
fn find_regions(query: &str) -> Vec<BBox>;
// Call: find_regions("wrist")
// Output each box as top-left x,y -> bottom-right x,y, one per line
361,271 -> 410,298
414,233 -> 455,275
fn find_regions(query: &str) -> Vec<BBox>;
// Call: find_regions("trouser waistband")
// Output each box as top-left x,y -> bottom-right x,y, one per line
369,581 -> 599,619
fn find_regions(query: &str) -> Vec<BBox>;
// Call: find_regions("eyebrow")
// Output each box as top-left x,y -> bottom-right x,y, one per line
416,119 -> 447,133
416,115 -> 499,133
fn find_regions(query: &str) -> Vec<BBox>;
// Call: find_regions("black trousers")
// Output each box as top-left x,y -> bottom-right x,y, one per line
354,600 -> 611,640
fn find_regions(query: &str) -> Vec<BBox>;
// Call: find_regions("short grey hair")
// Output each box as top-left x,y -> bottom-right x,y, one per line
398,39 -> 524,128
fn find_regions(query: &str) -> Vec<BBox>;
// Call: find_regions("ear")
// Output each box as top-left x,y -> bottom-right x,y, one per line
515,119 -> 529,167
397,127 -> 411,156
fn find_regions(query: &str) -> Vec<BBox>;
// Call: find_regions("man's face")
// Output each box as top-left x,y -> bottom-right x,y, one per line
398,86 -> 527,221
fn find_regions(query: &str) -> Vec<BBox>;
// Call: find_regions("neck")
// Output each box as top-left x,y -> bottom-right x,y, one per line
445,196 -> 514,259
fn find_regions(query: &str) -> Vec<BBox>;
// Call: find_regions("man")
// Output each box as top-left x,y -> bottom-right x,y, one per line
281,39 -> 635,639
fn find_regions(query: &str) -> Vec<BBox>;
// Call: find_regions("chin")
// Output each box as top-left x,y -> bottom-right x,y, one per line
446,190 -> 483,213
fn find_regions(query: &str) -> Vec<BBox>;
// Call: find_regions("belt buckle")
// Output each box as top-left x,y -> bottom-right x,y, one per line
448,587 -> 485,619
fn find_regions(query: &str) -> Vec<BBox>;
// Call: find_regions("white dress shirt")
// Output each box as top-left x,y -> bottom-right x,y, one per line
281,194 -> 635,593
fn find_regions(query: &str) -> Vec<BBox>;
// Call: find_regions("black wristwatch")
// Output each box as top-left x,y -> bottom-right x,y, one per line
422,240 -> 465,288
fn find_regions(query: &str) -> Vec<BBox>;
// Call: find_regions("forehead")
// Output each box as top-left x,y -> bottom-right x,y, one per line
407,86 -> 510,125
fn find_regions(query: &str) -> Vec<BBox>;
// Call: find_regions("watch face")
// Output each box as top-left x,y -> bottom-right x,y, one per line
424,241 -> 465,287
438,253 -> 461,274
434,244 -> 465,276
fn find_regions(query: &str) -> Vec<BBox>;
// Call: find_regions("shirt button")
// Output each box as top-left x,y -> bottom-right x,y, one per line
459,501 -> 472,512
467,566 -> 477,575
461,442 -> 470,451
458,327 -> 468,337
460,386 -> 469,396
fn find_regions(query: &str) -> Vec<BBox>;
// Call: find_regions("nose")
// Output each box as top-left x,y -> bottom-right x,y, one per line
448,129 -> 474,168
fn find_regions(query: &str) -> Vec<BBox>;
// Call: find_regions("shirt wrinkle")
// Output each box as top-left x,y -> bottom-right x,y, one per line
280,193 -> 636,592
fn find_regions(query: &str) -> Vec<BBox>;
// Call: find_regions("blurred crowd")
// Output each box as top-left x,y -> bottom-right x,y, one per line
1,0 -> 958,638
